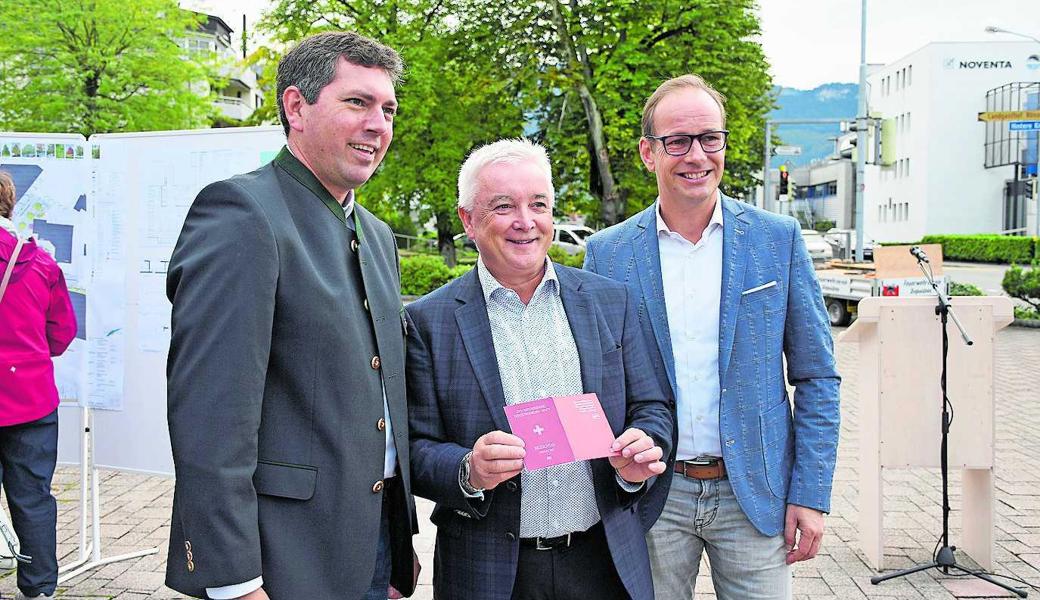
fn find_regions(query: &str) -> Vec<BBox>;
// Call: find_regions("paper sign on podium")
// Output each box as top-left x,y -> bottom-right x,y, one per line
505,393 -> 620,471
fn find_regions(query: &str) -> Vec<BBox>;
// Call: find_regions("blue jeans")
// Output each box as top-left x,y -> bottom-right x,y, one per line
361,494 -> 392,600
646,475 -> 791,600
0,409 -> 59,598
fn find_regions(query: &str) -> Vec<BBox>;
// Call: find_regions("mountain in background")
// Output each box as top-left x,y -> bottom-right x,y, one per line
769,83 -> 857,168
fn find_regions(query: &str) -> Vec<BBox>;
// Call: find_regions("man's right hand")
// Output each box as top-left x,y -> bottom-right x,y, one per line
469,431 -> 525,490
235,588 -> 270,600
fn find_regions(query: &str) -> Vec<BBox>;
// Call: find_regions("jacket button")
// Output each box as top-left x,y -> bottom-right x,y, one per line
351,238 -> 360,253
371,356 -> 381,370
372,480 -> 385,493
505,532 -> 516,541
187,560 -> 195,572
184,541 -> 192,552
506,481 -> 518,492
377,418 -> 386,432
363,298 -> 370,312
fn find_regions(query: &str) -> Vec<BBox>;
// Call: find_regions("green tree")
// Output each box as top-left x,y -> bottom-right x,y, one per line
260,0 -> 525,266
0,0 -> 216,136
459,0 -> 774,225
1003,260 -> 1040,313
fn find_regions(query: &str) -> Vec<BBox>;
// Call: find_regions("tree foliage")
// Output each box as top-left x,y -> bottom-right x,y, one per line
0,0 -> 217,136
257,0 -> 773,246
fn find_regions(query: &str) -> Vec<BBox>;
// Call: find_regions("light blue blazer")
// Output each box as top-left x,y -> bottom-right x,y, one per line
584,195 -> 841,537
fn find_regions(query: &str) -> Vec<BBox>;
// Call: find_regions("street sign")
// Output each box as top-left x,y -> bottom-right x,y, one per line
978,110 -> 1040,122
773,145 -> 802,156
1009,121 -> 1040,131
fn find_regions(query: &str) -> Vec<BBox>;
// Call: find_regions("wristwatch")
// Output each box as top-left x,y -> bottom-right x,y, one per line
459,451 -> 485,498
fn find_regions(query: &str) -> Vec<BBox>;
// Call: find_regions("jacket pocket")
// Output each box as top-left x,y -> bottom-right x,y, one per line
759,400 -> 794,499
253,460 -> 317,500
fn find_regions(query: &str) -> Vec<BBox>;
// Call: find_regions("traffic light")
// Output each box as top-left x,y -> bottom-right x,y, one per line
779,166 -> 789,198
787,174 -> 796,198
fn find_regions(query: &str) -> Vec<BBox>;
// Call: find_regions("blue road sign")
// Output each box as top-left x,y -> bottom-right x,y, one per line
1009,121 -> 1040,131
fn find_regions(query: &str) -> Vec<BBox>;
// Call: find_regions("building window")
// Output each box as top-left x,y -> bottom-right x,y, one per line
906,112 -> 911,132
907,65 -> 912,87
906,158 -> 910,177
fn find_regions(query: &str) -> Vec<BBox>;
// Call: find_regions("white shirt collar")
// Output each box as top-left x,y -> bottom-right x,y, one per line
655,191 -> 724,239
476,256 -> 559,304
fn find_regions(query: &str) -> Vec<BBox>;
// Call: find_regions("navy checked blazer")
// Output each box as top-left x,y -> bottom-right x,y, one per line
406,265 -> 672,600
584,195 -> 842,537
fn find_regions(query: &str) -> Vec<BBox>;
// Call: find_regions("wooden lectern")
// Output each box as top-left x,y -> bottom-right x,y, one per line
838,296 -> 1014,570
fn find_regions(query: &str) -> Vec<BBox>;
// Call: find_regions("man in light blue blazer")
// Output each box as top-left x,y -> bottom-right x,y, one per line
584,74 -> 841,599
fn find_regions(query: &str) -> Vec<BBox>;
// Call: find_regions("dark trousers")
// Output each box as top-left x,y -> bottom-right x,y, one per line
511,522 -> 630,600
361,477 -> 393,600
0,409 -> 59,597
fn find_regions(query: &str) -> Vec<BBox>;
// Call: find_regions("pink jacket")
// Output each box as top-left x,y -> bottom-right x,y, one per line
0,230 -> 77,426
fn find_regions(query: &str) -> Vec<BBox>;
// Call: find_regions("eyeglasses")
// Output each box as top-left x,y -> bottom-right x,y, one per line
644,130 -> 729,156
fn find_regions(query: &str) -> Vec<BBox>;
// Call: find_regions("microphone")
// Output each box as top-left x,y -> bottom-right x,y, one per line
909,246 -> 929,263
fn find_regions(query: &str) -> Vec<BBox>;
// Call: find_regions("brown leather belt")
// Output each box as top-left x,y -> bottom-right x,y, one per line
674,457 -> 727,480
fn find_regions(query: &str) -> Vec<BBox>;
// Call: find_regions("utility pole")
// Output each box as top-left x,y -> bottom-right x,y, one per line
854,0 -> 868,262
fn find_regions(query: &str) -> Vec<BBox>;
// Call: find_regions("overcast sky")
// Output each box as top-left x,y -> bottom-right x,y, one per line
182,0 -> 1040,90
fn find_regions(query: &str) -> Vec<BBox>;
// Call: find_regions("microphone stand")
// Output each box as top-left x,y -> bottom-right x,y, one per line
870,251 -> 1027,597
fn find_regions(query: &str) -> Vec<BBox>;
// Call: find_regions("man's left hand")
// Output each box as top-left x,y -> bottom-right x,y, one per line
608,427 -> 666,484
784,504 -> 825,564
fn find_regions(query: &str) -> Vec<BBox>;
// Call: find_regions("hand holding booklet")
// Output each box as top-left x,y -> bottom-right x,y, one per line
504,393 -> 620,471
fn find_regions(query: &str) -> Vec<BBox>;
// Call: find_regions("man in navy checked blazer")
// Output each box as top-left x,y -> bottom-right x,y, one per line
585,75 -> 841,599
406,139 -> 672,600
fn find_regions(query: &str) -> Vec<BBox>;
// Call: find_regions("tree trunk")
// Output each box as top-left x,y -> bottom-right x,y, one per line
549,0 -> 622,226
436,212 -> 457,268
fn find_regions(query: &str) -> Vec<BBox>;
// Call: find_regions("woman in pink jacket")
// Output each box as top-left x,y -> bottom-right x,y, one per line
0,170 -> 77,600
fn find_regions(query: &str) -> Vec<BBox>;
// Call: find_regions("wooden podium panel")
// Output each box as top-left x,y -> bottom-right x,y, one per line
838,296 -> 1013,571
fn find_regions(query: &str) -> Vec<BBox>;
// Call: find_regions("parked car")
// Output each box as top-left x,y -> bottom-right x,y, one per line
554,224 -> 595,255
801,230 -> 834,263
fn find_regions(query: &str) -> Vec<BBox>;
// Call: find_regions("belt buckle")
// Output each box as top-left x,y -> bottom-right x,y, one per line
535,532 -> 571,551
687,457 -> 716,467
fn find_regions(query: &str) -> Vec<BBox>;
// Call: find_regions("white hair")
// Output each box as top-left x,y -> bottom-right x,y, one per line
457,138 -> 554,212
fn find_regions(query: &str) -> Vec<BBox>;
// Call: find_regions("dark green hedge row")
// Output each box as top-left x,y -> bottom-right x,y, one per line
401,248 -> 588,296
919,234 -> 1038,264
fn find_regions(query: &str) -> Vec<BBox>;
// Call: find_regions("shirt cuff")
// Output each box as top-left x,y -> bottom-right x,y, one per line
615,471 -> 645,492
207,576 -> 264,599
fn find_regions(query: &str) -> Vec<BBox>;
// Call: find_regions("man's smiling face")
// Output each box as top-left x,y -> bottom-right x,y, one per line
639,87 -> 726,209
459,159 -> 554,287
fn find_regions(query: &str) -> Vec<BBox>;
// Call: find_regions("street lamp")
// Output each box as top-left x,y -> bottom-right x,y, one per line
984,25 -> 1040,44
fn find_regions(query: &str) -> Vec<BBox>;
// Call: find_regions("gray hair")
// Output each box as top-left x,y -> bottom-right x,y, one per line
642,74 -> 727,136
277,32 -> 404,136
457,138 -> 554,212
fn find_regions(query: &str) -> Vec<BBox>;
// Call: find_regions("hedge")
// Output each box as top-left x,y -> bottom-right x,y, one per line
402,248 -> 587,296
918,234 -> 1038,264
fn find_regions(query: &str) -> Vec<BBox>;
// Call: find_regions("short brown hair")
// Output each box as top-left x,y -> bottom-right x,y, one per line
0,171 -> 15,219
641,74 -> 727,136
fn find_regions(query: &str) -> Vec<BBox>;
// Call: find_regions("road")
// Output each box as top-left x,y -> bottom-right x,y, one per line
943,261 -> 1015,296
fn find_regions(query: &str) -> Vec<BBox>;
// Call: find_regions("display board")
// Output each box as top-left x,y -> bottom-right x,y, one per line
87,127 -> 285,474
3,127 -> 286,475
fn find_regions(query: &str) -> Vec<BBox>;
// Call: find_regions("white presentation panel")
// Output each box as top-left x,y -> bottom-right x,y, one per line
87,126 -> 286,475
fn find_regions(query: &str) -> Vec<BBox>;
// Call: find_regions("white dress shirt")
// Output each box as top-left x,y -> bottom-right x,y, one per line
657,193 -> 724,460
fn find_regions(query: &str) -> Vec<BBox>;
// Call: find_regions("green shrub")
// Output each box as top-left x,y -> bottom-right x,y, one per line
948,281 -> 984,296
400,255 -> 454,296
1002,260 -> 1040,313
1014,307 -> 1040,321
813,219 -> 836,233
919,234 -> 1037,264
400,256 -> 473,296
547,246 -> 586,268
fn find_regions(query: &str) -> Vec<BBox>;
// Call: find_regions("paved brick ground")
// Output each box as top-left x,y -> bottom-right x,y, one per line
2,326 -> 1038,599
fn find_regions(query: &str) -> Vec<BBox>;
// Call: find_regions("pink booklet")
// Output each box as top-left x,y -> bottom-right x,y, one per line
504,393 -> 620,471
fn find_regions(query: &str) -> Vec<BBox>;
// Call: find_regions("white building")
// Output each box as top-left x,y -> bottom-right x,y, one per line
865,41 -> 1040,242
183,14 -> 265,123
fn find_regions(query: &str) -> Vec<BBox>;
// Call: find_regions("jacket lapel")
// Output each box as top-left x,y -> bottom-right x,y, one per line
633,203 -> 677,395
718,195 -> 751,383
557,268 -> 602,398
454,270 -> 511,432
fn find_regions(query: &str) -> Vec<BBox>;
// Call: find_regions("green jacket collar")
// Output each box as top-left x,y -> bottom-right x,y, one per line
273,146 -> 348,226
